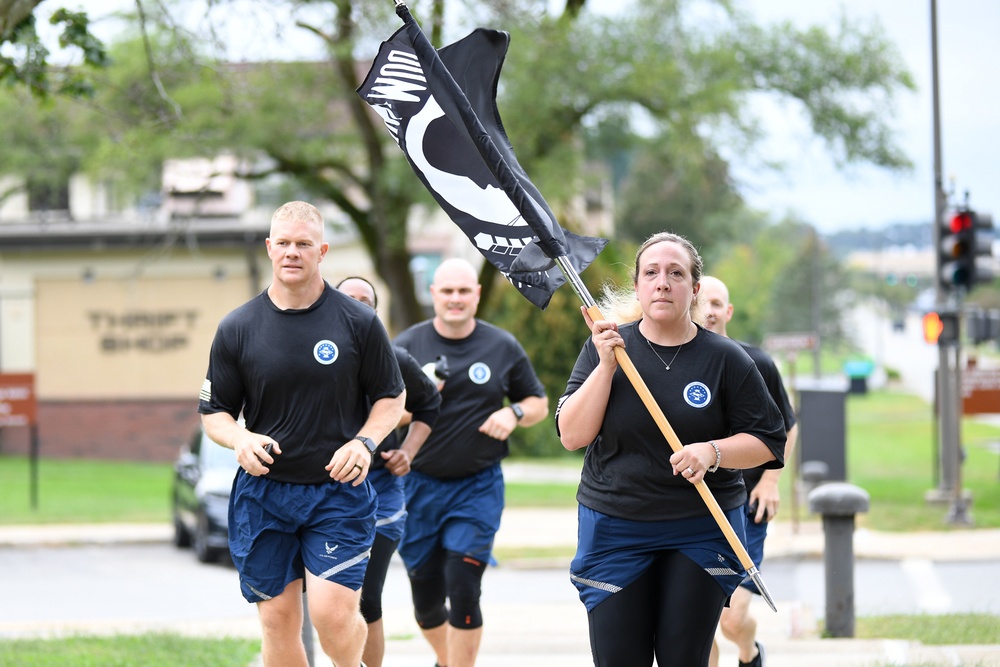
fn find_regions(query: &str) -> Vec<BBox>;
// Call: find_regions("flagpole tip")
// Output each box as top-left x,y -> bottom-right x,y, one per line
747,567 -> 778,613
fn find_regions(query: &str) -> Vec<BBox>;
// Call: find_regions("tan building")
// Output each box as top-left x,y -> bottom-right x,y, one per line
0,164 -> 390,461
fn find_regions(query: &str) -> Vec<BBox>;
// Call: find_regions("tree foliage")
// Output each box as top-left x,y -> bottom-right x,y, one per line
1,2 -> 108,96
736,11 -> 915,169
489,237 -> 634,457
611,134 -> 747,247
2,0 -> 916,336
708,216 -> 846,348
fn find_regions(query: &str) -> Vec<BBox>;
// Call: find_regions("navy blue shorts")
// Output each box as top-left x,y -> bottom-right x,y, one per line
738,501 -> 768,594
397,464 -> 504,572
228,470 -> 377,603
570,504 -> 748,612
369,467 -> 407,543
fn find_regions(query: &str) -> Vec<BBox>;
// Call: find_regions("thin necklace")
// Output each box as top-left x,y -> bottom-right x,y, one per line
646,336 -> 683,371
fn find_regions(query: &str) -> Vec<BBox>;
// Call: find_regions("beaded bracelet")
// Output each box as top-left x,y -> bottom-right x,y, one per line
707,440 -> 722,473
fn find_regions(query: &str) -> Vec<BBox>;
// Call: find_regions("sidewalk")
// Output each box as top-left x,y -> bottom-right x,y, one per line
3,510 -> 999,666
383,510 -> 1000,667
5,508 -> 997,562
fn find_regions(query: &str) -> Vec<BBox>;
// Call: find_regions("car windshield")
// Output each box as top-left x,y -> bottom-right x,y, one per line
200,434 -> 239,471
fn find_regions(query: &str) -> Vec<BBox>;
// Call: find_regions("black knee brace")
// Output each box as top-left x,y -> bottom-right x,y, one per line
445,551 -> 487,629
409,549 -> 449,629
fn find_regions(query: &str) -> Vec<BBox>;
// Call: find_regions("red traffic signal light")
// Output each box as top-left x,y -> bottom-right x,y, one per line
949,210 -> 973,233
938,208 -> 994,290
923,311 -> 959,344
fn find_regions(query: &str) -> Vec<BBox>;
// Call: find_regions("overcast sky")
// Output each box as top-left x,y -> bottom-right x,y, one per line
735,0 -> 1000,234
73,0 -> 1000,234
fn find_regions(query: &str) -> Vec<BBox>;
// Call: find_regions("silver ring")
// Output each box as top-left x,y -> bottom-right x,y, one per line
686,467 -> 694,476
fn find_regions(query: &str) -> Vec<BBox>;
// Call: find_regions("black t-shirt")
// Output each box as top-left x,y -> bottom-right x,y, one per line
394,319 -> 546,479
738,341 -> 797,492
371,345 -> 443,470
198,285 -> 404,484
559,322 -> 786,522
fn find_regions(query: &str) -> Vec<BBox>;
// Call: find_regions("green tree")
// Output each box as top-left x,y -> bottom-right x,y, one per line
612,134 -> 746,248
705,216 -> 845,348
1,2 -> 107,95
490,238 -> 633,457
3,0 -> 916,334
768,225 -> 846,346
503,2 -> 914,252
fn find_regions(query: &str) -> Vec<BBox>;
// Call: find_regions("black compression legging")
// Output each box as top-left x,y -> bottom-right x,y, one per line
587,550 -> 728,667
408,548 -> 487,630
360,532 -> 400,623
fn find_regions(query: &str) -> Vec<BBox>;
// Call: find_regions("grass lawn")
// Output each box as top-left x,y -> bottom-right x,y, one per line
855,613 -> 1000,644
844,389 -> 1000,531
0,634 -> 259,666
0,458 -> 173,524
1,388 -> 998,529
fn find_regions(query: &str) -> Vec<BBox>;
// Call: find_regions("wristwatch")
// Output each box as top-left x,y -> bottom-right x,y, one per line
509,403 -> 524,421
354,435 -> 378,455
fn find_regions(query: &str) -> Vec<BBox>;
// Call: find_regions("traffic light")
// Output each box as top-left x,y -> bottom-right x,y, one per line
922,310 -> 959,344
938,210 -> 972,289
966,308 -> 1000,344
972,211 -> 996,285
938,208 -> 994,291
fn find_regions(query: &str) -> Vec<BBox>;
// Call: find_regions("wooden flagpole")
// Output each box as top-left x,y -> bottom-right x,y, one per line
382,0 -> 777,611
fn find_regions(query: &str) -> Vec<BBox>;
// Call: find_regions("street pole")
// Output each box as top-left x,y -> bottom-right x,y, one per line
811,229 -> 822,379
927,0 -> 972,524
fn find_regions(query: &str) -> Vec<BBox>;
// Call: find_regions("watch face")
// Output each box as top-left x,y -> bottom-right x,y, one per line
511,404 -> 524,420
358,436 -> 377,453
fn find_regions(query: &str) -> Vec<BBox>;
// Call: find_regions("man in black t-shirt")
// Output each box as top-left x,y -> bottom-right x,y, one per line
199,201 -> 405,667
698,275 -> 799,667
394,258 -> 548,667
337,276 -> 442,667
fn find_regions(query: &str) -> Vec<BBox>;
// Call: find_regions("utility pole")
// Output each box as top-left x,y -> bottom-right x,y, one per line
927,0 -> 972,525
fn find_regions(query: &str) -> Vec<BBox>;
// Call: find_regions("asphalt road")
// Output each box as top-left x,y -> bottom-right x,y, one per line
3,543 -> 999,637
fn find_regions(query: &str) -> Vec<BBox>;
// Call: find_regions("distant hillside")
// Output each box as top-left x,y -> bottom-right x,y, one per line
824,221 -> 932,257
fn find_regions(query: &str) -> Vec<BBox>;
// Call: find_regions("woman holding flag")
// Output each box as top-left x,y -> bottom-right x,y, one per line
555,231 -> 786,666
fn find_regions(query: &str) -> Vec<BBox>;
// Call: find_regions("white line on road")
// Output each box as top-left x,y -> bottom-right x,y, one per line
901,558 -> 951,613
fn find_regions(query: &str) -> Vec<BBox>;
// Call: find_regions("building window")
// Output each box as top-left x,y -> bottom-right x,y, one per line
28,179 -> 71,219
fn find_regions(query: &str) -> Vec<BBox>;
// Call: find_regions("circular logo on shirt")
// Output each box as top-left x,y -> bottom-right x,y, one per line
314,340 -> 339,365
468,362 -> 491,385
683,382 -> 711,408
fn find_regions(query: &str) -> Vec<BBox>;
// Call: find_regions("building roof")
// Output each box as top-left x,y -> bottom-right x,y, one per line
0,217 -> 270,253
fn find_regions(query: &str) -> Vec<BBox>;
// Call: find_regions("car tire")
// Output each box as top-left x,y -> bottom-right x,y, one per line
194,508 -> 223,563
173,504 -> 192,548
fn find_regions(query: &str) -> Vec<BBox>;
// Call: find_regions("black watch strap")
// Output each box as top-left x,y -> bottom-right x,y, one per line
355,435 -> 378,454
509,403 -> 524,421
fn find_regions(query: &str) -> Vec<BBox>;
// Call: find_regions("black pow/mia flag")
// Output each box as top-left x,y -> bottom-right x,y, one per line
357,8 -> 607,310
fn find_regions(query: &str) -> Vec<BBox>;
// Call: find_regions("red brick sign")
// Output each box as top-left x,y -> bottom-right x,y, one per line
0,374 -> 36,426
962,368 -> 1000,415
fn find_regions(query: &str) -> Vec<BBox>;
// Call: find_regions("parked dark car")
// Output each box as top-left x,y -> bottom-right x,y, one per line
172,427 -> 239,563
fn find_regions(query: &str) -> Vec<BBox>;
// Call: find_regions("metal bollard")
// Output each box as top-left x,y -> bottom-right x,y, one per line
800,460 -> 829,502
808,482 -> 870,638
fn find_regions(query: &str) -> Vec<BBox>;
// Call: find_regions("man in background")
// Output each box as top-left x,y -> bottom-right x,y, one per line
394,258 -> 548,667
336,275 -> 442,667
697,275 -> 799,667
